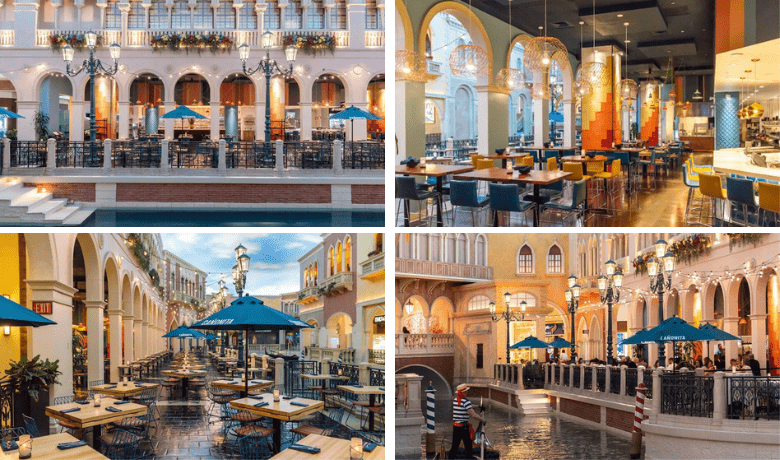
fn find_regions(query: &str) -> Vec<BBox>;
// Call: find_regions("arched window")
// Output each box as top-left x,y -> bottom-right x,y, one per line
215,1 -> 236,29
308,1 -> 325,29
264,1 -> 281,30
239,4 -> 257,29
172,0 -> 190,29
304,268 -> 309,287
128,1 -> 146,29
445,235 -> 456,263
517,245 -> 534,274
283,0 -> 302,29
330,0 -> 347,29
106,1 -> 122,29
430,234 -> 440,262
193,0 -> 213,28
510,292 -> 536,309
313,262 -> 318,284
738,278 -> 751,336
467,295 -> 491,311
475,235 -> 486,266
149,0 -> 169,29
365,0 -> 382,29
328,247 -> 335,277
714,284 -> 724,329
456,234 -> 468,264
344,237 -> 352,272
547,244 -> 563,274
336,242 -> 343,273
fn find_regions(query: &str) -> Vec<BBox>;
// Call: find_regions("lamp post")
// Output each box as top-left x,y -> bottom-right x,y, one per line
62,32 -> 121,142
598,260 -> 623,366
490,292 -> 526,364
217,279 -> 228,356
239,32 -> 297,143
647,239 -> 675,368
232,244 -> 250,369
564,274 -> 581,361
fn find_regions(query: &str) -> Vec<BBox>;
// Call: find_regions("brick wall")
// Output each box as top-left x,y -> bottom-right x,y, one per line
606,407 -> 646,433
351,185 -> 384,204
115,183 -> 331,203
25,183 -> 96,202
559,397 -> 601,424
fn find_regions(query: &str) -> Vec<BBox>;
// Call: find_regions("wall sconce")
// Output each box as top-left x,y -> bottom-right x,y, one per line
3,326 -> 10,336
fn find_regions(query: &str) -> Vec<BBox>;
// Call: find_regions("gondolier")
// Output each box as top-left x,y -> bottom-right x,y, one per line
449,383 -> 485,459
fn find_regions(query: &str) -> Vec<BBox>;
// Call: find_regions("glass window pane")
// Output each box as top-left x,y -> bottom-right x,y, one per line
215,1 -> 235,29
365,0 -> 382,30
238,5 -> 257,29
307,3 -> 324,30
283,1 -> 302,29
193,0 -> 212,29
128,2 -> 146,29
150,1 -> 169,29
330,0 -> 346,29
106,1 -> 122,29
172,0 -> 190,29
264,3 -> 281,30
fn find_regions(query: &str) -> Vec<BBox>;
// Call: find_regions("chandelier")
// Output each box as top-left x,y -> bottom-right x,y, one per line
525,0 -> 567,72
395,50 -> 427,82
449,0 -> 489,77
579,0 -> 607,87
495,0 -> 524,90
574,22 -> 592,97
748,58 -> 764,118
618,22 -> 638,102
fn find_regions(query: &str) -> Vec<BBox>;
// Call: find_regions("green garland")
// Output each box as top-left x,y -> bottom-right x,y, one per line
283,33 -> 336,56
727,233 -> 766,251
49,33 -> 104,52
149,32 -> 233,54
126,233 -> 151,272
633,234 -> 712,276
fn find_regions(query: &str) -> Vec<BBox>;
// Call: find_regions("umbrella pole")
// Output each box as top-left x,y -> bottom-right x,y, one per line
245,326 -> 249,398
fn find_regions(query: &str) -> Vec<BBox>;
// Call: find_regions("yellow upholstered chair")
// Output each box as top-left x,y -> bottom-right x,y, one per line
562,162 -> 587,181
758,181 -> 779,225
476,159 -> 494,170
594,159 -> 621,210
520,156 -> 534,168
698,173 -> 728,226
547,156 -> 558,171
471,154 -> 484,168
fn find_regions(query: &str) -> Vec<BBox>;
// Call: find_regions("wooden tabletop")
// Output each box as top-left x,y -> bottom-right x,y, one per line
395,164 -> 474,177
300,374 -> 351,381
564,155 -> 608,162
0,433 -> 108,460
211,379 -> 273,393
269,434 -> 384,460
336,385 -> 385,396
169,364 -> 205,370
89,382 -> 160,398
45,398 -> 147,429
613,147 -> 644,153
229,393 -> 323,422
453,168 -> 571,185
481,152 -> 529,160
161,369 -> 207,378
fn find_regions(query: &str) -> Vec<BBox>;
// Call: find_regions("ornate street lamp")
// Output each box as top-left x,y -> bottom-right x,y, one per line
62,31 -> 121,142
232,244 -> 250,369
598,260 -> 623,365
217,279 -> 228,356
564,274 -> 581,360
647,239 -> 675,367
491,292 -> 526,364
239,32 -> 297,143
404,300 -> 414,316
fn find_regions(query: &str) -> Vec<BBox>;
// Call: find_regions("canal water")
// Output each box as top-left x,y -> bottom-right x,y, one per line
427,400 -> 636,459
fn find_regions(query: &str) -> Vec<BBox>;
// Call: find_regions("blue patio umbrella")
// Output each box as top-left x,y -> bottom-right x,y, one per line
699,323 -> 740,359
0,107 -> 24,119
191,295 -> 312,396
0,296 -> 56,327
163,325 -> 207,351
618,328 -> 659,345
643,316 -> 722,372
548,111 -> 564,124
510,335 -> 551,349
160,105 -> 207,132
330,105 -> 384,166
548,337 -> 574,349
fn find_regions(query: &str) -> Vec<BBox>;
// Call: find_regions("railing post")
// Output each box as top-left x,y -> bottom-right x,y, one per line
322,357 -> 331,375
620,365 -> 627,396
161,139 -> 169,173
559,363 -> 565,386
651,370 -> 661,416
713,372 -> 726,421
519,364 -> 524,389
569,363 -> 575,389
359,362 -> 369,385
275,139 -> 284,172
2,138 -> 9,171
544,364 -> 548,385
637,366 -> 645,386
218,139 -> 226,172
333,139 -> 343,172
605,365 -> 612,393
103,139 -> 111,171
446,137 -> 454,157
274,357 -> 284,386
580,365 -> 585,390
426,334 -> 432,353
592,365 -> 598,392
46,138 -> 56,173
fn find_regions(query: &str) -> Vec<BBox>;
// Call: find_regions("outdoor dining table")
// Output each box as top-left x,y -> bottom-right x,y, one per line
337,385 -> 384,431
161,369 -> 207,400
481,151 -> 530,169
453,168 -> 571,227
396,164 -> 475,227
300,373 -> 351,395
211,378 -> 273,398
0,432 -> 108,460
230,393 -> 324,453
89,381 -> 160,399
269,434 -> 384,460
169,363 -> 205,370
45,397 -> 147,449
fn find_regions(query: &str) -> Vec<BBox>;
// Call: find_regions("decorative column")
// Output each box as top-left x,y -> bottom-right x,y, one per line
396,78 -> 425,161
12,1 -> 39,48
722,317 -> 740,364
300,102 -> 312,141
210,101 -> 221,140
476,86 -> 509,156
15,101 -> 40,141
639,81 -> 660,146
133,318 -> 142,361
254,102 -> 263,140
163,101 -> 175,139
532,72 -> 549,147
346,0 -> 366,49
750,314 -> 768,374
85,300 -> 106,384
562,99 -> 575,147
118,101 -> 130,139
123,315 -> 134,362
714,92 -> 740,149
581,46 -> 618,150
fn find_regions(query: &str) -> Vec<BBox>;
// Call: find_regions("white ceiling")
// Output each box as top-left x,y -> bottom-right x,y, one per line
714,38 -> 780,105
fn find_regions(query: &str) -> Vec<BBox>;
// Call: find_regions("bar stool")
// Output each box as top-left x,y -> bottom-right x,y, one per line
449,180 -> 490,226
698,173 -> 728,226
593,158 -> 621,212
395,176 -> 442,227
726,176 -> 759,226
758,181 -> 779,226
488,183 -> 532,226
682,162 -> 706,226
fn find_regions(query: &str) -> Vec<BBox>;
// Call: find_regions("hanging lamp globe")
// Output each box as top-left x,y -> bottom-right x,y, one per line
495,68 -> 525,91
692,88 -> 703,100
668,90 -> 676,103
749,102 -> 764,118
449,44 -> 489,78
524,36 -> 567,71
531,82 -> 552,100
619,78 -> 638,101
395,50 -> 427,82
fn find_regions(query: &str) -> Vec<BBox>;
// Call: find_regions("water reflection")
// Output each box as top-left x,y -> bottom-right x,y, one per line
431,401 -> 634,459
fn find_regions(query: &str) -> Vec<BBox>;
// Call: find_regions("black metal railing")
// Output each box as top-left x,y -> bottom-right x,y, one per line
660,374 -> 714,418
626,368 -> 638,397
55,141 -> 102,168
546,363 -> 551,383
643,369 -> 654,399
111,140 -> 161,168
369,367 -> 384,387
284,360 -> 320,397
329,363 -> 359,384
583,367 -> 593,390
169,140 -> 218,168
283,142 -> 333,169
524,365 -> 544,389
0,381 -> 13,429
573,366 -> 581,388
368,349 -> 385,365
425,133 -> 442,147
0,141 -> 3,175
563,366 -> 570,386
553,366 -> 560,385
610,367 -> 621,395
10,141 -> 47,168
726,376 -> 780,420
226,141 -> 274,169
596,367 -> 606,392
343,142 -> 384,169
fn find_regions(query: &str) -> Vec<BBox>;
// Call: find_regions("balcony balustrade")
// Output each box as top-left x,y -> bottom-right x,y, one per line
360,252 -> 384,281
395,258 -> 493,282
170,290 -> 203,310
297,284 -> 320,305
395,333 -> 454,357
321,271 -> 353,295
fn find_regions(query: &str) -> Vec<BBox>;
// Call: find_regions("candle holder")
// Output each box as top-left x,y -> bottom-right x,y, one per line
506,160 -> 514,174
420,157 -> 427,168
18,435 -> 31,459
338,368 -> 343,376
273,389 -> 280,402
122,377 -> 128,387
93,394 -> 101,407
350,437 -> 363,460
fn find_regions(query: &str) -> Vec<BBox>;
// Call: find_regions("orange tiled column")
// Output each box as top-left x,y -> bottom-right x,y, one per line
581,47 -> 620,150
639,82 -> 659,147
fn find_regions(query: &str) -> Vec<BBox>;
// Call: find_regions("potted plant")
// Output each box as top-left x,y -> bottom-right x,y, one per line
33,111 -> 50,141
5,129 -> 17,140
2,355 -> 61,430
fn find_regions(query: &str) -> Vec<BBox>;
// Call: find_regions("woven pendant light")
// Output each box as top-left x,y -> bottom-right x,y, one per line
495,0 -> 525,90
449,0 -> 489,77
749,58 -> 764,118
525,0 -> 567,72
573,22 -> 592,98
579,0 -> 607,87
618,22 -> 638,101
395,50 -> 427,82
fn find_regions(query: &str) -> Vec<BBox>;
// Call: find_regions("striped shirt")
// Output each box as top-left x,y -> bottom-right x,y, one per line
452,397 -> 472,423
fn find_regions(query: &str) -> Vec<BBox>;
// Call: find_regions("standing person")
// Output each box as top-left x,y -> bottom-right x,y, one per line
747,354 -> 761,376
449,384 -> 486,460
559,349 -> 569,363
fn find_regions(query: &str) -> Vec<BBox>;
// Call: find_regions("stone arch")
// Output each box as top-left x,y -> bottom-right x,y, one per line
474,233 -> 488,266
396,364 -> 452,405
453,84 -> 477,140
174,72 -> 213,105
455,233 -> 470,265
104,255 -> 120,312
400,295 -> 430,334
133,283 -> 142,319
128,70 -> 166,103
545,239 -> 565,274
429,296 -> 454,333
121,274 -> 133,317
395,0 -> 414,51
516,241 -> 536,274
325,312 -> 353,349
418,1 -> 495,86
73,234 -> 103,301
310,70 -> 351,105
590,314 -> 602,360
23,233 -> 58,281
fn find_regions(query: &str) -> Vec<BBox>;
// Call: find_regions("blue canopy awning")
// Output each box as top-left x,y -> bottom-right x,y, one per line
0,107 -> 24,119
160,105 -> 207,120
0,296 -> 56,327
328,105 -> 383,121
510,335 -> 551,349
162,325 -> 207,339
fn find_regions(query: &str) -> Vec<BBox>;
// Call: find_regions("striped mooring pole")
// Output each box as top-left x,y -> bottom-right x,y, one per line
426,382 -> 436,455
630,383 -> 646,459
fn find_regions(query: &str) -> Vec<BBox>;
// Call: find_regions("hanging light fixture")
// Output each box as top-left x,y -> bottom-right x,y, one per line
449,0 -> 489,78
525,0 -> 567,72
573,21 -> 592,98
579,0 -> 607,87
618,22 -> 638,102
495,0 -> 525,91
749,58 -> 764,118
738,76 -> 747,120
395,50 -> 427,82
692,74 -> 703,101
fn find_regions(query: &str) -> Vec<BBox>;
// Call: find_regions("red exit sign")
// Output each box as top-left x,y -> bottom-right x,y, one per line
32,302 -> 52,315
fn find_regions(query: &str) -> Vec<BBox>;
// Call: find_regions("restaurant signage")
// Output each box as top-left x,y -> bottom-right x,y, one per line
374,315 -> 385,324
31,302 -> 52,315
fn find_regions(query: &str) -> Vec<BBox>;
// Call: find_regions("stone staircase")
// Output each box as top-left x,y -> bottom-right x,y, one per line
517,389 -> 551,415
0,179 -> 94,225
